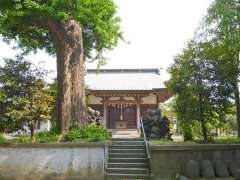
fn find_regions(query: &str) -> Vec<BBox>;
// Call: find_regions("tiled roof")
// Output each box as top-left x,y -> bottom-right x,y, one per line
85,68 -> 165,91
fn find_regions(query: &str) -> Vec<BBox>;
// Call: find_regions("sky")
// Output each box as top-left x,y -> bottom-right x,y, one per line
0,0 -> 213,82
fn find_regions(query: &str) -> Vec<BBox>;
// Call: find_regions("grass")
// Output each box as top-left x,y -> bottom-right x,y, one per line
0,135 -> 109,144
151,139 -> 197,145
151,136 -> 240,145
209,136 -> 240,144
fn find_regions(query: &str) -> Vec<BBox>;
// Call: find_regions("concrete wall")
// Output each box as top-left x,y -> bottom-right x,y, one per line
150,144 -> 240,179
0,143 -> 107,180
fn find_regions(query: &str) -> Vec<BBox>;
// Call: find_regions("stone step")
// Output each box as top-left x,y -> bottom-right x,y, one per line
107,167 -> 149,174
107,163 -> 149,169
112,141 -> 145,145
111,130 -> 141,138
109,153 -> 146,158
112,138 -> 143,141
110,145 -> 145,149
108,158 -> 148,163
105,173 -> 149,179
109,149 -> 146,154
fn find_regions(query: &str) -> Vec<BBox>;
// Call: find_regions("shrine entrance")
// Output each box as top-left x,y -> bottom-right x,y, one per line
107,103 -> 137,129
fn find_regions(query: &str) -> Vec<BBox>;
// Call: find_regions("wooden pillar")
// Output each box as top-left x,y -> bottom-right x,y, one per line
156,94 -> 160,109
136,96 -> 141,131
103,97 -> 108,128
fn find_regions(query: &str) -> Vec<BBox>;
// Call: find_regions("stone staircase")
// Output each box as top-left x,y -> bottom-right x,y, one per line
105,138 -> 150,179
111,129 -> 141,139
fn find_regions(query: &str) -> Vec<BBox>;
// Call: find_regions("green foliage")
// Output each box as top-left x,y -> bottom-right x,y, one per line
46,81 -> 58,130
0,134 -> 8,144
167,40 -> 232,141
203,0 -> 240,136
167,0 -> 240,139
0,0 -> 122,60
181,123 -> 194,141
86,123 -> 109,142
0,56 -> 54,136
35,131 -> 59,143
65,123 -> 109,142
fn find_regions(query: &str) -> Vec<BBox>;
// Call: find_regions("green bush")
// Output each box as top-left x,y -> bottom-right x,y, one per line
86,123 -> 109,142
65,123 -> 109,142
0,134 -> 7,143
33,123 -> 60,143
35,131 -> 59,143
182,123 -> 193,141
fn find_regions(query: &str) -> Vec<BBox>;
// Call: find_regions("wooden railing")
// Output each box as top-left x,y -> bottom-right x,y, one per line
140,117 -> 151,174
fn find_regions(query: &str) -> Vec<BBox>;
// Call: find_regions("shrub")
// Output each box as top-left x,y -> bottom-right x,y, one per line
64,126 -> 87,142
0,134 -> 7,143
65,123 -> 109,142
35,131 -> 59,143
182,123 -> 194,141
86,123 -> 109,142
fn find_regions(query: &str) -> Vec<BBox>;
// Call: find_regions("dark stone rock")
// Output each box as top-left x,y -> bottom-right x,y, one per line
149,133 -> 157,139
146,109 -> 155,117
155,109 -> 161,116
229,161 -> 240,179
142,108 -> 171,140
152,115 -> 158,121
200,160 -> 215,178
215,160 -> 230,178
185,160 -> 200,178
151,126 -> 160,134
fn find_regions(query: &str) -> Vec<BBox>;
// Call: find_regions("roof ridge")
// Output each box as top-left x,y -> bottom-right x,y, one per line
87,68 -> 162,74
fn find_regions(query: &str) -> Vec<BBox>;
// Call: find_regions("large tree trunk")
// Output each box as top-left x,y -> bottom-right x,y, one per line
233,83 -> 240,138
198,79 -> 208,141
199,99 -> 208,141
49,20 -> 86,134
29,121 -> 36,143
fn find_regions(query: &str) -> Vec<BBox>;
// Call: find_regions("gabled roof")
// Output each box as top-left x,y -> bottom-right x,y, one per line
85,68 -> 165,91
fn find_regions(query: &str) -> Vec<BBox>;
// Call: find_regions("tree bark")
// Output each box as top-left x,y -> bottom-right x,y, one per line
199,92 -> 208,141
233,83 -> 240,138
29,122 -> 36,143
49,20 -> 86,134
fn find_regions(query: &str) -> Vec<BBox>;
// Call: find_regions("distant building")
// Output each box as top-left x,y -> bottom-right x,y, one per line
85,68 -> 171,131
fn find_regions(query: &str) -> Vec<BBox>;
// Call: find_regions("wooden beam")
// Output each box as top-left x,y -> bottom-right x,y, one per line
107,100 -> 137,105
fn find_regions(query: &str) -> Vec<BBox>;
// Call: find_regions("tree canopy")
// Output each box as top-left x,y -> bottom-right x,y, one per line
0,0 -> 123,133
0,0 -> 122,59
167,40 -> 232,140
167,0 -> 240,139
0,56 -> 54,138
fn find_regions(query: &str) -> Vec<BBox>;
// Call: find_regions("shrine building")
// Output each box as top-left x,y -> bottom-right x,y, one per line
85,68 -> 170,131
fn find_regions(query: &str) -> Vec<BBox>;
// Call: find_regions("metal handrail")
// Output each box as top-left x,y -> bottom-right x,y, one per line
104,144 -> 109,176
140,117 -> 151,174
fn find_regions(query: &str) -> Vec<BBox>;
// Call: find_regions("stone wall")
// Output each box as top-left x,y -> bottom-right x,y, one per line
0,143 -> 107,180
150,144 -> 240,179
